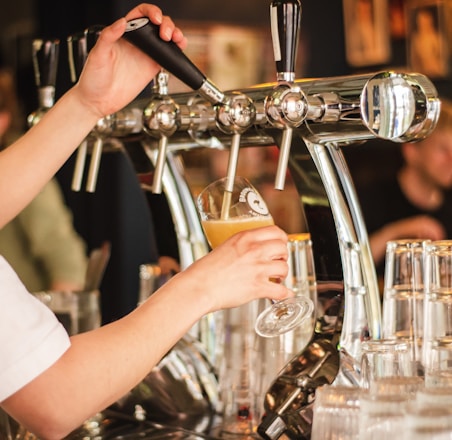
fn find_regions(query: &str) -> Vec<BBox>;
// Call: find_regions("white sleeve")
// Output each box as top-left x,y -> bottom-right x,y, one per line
0,256 -> 70,402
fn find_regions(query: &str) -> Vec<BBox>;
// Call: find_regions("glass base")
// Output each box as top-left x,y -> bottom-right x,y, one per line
255,296 -> 314,338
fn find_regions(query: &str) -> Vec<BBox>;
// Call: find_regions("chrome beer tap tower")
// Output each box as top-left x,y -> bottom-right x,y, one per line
63,1 -> 439,437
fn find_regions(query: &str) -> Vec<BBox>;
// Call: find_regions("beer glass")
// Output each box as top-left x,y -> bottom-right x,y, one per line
197,176 -> 313,436
196,175 -> 314,338
423,241 -> 452,376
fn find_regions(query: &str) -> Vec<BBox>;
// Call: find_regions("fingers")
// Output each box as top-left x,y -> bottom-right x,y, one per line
230,225 -> 290,287
267,258 -> 290,284
124,4 -> 164,23
181,225 -> 293,311
235,225 -> 288,245
123,4 -> 188,49
97,17 -> 127,46
266,282 -> 293,302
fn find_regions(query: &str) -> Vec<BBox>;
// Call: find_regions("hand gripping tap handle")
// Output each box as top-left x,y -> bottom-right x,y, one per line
123,18 -> 225,104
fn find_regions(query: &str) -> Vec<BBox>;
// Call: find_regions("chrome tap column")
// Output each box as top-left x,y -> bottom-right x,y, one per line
267,0 -> 307,190
120,8 -> 440,422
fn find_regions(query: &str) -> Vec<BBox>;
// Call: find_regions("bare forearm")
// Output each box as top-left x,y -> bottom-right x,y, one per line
3,273 -> 209,439
2,225 -> 290,439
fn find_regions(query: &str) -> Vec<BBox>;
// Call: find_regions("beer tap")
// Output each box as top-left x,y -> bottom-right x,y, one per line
215,92 -> 256,197
27,39 -> 59,127
266,0 -> 307,190
143,70 -> 179,194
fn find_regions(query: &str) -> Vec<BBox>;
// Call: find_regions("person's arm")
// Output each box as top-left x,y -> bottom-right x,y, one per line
0,4 -> 187,228
1,225 -> 291,439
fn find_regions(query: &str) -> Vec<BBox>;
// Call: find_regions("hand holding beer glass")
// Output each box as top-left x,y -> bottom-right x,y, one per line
196,176 -> 314,337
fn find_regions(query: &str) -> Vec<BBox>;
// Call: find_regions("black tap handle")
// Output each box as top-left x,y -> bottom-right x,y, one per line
123,18 -> 206,92
270,0 -> 301,80
67,31 -> 87,83
31,39 -> 59,87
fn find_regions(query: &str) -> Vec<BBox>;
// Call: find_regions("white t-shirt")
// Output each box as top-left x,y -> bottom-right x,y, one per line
0,256 -> 70,402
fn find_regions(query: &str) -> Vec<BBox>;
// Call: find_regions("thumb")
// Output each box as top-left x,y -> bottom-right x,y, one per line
98,17 -> 127,46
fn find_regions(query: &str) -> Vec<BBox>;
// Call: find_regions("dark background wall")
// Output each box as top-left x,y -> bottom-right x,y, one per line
1,0 -> 451,116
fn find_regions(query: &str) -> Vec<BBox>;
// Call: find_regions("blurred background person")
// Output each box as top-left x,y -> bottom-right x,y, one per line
357,99 -> 452,277
0,68 -> 88,292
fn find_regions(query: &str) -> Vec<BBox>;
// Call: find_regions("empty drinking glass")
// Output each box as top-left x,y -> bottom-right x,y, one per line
360,339 -> 415,389
416,386 -> 452,406
382,239 -> 428,369
403,405 -> 452,440
369,376 -> 423,399
359,393 -> 411,439
311,385 -> 361,440
423,241 -> 452,373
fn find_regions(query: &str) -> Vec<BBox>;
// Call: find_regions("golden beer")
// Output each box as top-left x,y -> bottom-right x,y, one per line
202,215 -> 274,249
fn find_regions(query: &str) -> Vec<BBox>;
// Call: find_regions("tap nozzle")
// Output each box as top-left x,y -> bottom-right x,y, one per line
265,84 -> 307,190
268,0 -> 303,190
215,92 -> 256,192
